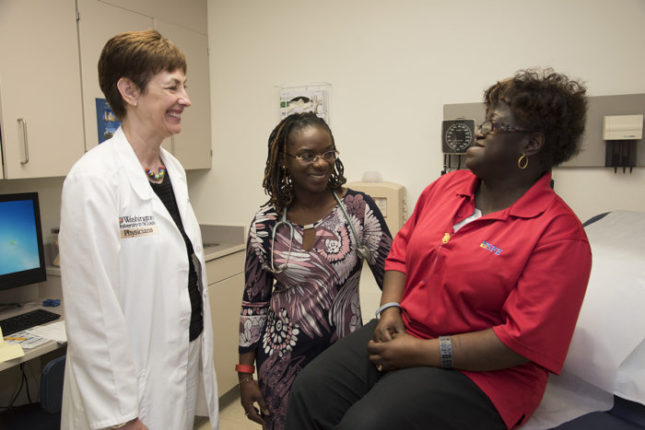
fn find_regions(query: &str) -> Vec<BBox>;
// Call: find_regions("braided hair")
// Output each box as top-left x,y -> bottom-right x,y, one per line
262,112 -> 346,213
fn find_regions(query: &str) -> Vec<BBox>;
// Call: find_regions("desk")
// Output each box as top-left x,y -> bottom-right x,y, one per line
0,303 -> 66,373
0,269 -> 65,407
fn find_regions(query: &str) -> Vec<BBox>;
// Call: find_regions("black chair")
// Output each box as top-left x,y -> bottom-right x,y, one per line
0,355 -> 65,430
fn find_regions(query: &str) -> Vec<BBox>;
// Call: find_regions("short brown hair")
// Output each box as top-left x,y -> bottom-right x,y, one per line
98,29 -> 186,119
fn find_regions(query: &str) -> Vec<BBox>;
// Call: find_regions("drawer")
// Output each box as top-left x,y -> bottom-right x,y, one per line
205,251 -> 244,284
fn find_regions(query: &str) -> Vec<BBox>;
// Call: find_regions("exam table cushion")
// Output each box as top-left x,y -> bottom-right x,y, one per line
521,210 -> 645,429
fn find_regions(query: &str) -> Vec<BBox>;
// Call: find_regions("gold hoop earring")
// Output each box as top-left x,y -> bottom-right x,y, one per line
517,154 -> 528,170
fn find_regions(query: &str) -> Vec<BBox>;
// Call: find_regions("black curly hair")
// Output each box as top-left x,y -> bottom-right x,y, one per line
262,112 -> 346,213
484,68 -> 588,169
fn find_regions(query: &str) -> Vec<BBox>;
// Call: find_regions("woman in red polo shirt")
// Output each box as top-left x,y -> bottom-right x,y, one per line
285,69 -> 592,430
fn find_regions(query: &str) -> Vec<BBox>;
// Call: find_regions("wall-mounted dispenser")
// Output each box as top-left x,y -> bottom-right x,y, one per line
602,114 -> 643,173
347,180 -> 407,235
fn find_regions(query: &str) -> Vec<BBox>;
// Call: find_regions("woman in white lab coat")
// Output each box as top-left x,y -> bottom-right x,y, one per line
59,30 -> 218,430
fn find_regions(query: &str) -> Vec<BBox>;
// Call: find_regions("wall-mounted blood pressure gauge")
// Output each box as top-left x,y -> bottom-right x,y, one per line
442,119 -> 475,154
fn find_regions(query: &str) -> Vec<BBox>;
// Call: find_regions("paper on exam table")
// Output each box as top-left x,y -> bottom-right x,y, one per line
0,327 -> 25,362
520,370 -> 613,429
614,338 -> 645,403
561,211 -> 645,402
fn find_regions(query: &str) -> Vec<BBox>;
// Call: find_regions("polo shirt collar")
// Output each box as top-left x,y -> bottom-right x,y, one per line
455,171 -> 555,220
509,172 -> 554,218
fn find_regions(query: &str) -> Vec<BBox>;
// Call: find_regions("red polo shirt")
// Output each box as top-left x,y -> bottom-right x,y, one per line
385,170 -> 591,429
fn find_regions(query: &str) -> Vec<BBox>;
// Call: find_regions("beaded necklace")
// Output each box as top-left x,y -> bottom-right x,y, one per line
145,165 -> 166,181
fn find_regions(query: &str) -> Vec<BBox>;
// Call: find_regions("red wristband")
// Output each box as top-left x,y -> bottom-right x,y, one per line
235,364 -> 255,373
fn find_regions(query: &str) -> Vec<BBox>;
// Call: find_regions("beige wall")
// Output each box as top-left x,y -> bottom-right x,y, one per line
0,177 -> 65,243
2,0 -> 645,237
189,0 -> 645,228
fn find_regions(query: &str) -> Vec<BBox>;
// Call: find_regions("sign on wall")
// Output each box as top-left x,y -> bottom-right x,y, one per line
279,83 -> 330,122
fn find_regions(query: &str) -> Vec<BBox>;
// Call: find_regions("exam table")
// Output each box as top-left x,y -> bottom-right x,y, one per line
521,210 -> 645,430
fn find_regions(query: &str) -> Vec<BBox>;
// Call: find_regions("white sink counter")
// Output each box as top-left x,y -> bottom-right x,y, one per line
203,242 -> 245,261
199,224 -> 245,262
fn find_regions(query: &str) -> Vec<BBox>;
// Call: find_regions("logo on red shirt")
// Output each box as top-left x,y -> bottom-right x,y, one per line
480,240 -> 503,255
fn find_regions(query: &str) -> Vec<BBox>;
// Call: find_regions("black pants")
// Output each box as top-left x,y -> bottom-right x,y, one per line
286,319 -> 506,430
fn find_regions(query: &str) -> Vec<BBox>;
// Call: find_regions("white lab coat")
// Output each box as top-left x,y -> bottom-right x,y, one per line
59,128 -> 219,430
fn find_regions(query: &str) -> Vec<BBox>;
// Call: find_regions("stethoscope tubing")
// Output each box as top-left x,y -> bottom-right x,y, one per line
266,191 -> 369,274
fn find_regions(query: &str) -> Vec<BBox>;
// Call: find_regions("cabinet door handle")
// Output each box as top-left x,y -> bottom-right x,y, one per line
17,118 -> 30,165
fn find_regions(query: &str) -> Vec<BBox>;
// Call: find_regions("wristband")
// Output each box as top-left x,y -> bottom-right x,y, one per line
374,302 -> 401,318
235,364 -> 255,373
438,336 -> 454,369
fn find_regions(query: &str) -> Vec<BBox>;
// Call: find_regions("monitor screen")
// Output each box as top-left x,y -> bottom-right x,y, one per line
0,192 -> 47,291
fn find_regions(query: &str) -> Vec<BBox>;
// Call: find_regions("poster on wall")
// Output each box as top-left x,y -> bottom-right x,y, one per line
96,98 -> 121,144
279,84 -> 330,122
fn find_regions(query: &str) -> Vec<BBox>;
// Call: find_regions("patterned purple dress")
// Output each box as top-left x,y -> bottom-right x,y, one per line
239,189 -> 392,429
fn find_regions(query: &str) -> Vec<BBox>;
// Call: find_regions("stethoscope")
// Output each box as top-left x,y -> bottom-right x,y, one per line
265,191 -> 371,274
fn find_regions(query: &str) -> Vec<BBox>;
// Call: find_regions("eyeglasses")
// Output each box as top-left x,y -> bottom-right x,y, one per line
477,121 -> 532,138
287,150 -> 339,164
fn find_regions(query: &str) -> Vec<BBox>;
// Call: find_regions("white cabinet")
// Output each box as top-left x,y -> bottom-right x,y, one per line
156,21 -> 212,170
0,0 -> 211,179
78,0 -> 212,169
76,0 -> 153,152
206,250 -> 245,396
0,0 -> 85,179
100,0 -> 207,35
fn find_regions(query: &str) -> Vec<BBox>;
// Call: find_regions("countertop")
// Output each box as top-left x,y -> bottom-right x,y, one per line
202,242 -> 245,261
45,225 -> 246,269
200,224 -> 245,262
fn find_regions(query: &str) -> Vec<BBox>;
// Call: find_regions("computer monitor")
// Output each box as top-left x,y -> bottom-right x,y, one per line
0,192 -> 47,291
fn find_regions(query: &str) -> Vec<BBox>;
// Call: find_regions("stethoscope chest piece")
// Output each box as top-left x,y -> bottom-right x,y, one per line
266,191 -> 371,274
356,244 -> 370,261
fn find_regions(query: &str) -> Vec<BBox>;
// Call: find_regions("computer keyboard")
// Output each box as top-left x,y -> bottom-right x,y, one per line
0,309 -> 61,336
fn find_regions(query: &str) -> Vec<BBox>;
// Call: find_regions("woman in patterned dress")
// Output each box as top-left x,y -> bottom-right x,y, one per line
237,112 -> 392,429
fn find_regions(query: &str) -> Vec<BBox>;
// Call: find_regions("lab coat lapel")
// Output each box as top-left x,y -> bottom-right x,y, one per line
161,150 -> 189,225
112,127 -> 155,202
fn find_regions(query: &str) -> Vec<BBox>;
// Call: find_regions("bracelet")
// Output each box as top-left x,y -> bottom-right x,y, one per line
374,302 -> 401,318
239,375 -> 255,384
438,336 -> 453,369
235,364 -> 255,373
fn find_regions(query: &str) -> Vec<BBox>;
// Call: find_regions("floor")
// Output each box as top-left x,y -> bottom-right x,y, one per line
194,387 -> 259,430
195,267 -> 382,430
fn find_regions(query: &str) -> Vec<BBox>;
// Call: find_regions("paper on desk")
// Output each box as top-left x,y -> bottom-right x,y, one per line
0,327 -> 25,362
27,320 -> 67,344
3,329 -> 50,349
